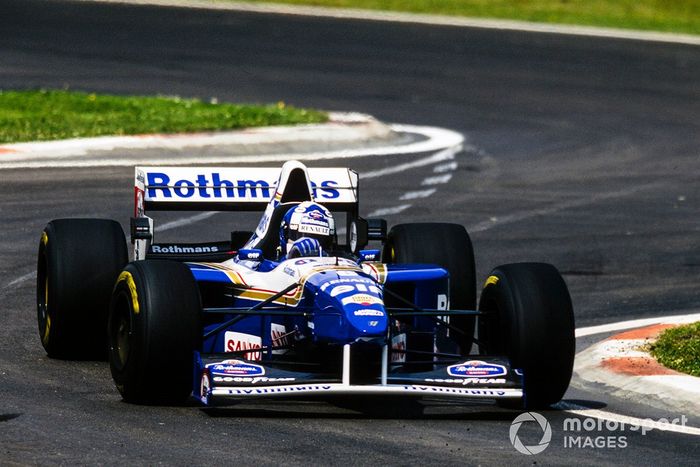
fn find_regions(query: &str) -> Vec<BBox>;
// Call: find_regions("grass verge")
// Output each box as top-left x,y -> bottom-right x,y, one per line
242,0 -> 700,35
650,322 -> 700,377
0,89 -> 327,144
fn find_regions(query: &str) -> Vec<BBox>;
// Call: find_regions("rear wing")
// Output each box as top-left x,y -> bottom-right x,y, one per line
134,166 -> 359,215
131,163 -> 363,261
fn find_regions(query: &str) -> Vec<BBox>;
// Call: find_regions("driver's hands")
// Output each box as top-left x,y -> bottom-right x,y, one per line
287,237 -> 322,258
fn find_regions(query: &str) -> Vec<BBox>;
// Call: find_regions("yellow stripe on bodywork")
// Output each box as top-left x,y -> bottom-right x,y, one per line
485,275 -> 499,287
230,264 -> 363,306
117,271 -> 140,314
236,288 -> 303,305
41,231 -> 48,246
198,262 -> 248,286
361,262 -> 388,284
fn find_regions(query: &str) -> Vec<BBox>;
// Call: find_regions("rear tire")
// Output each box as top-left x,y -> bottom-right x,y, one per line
383,223 -> 477,353
37,219 -> 127,359
109,260 -> 202,404
478,263 -> 574,408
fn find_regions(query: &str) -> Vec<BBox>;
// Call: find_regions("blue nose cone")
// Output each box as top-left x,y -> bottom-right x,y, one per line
340,294 -> 388,338
310,272 -> 388,343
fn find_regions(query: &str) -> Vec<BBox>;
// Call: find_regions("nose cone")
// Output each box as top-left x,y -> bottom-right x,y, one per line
341,293 -> 388,338
313,290 -> 389,344
312,275 -> 388,343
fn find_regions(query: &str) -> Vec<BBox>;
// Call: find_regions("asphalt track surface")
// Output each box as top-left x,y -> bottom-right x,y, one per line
1,0 -> 699,464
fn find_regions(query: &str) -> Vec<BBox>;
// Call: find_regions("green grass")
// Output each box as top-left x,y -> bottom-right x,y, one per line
650,322 -> 700,377
240,0 -> 700,35
0,89 -> 327,144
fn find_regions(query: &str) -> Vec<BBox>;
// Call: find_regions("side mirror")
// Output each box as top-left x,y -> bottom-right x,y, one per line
349,218 -> 387,253
130,216 -> 153,241
367,218 -> 387,241
349,218 -> 368,253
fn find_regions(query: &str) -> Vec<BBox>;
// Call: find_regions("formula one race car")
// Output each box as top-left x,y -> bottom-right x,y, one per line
36,160 -> 575,408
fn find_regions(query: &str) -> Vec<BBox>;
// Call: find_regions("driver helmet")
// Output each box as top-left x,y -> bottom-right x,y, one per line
279,201 -> 335,256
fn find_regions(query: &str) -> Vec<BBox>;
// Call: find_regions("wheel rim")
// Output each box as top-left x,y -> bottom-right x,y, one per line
36,249 -> 50,346
110,292 -> 132,371
116,311 -> 130,367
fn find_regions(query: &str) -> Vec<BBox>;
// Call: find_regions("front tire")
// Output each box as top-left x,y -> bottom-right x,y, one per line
37,219 -> 127,359
109,260 -> 202,404
478,262 -> 575,408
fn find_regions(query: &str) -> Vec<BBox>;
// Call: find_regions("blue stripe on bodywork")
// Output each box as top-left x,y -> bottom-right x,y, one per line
187,264 -> 234,284
385,264 -> 448,282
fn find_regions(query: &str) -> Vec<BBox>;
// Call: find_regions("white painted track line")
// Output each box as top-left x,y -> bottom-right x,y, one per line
400,189 -> 436,200
157,211 -> 219,231
361,145 -> 460,179
0,123 -> 464,169
366,204 -> 412,217
421,173 -> 453,185
433,161 -> 458,173
4,271 -> 36,289
576,313 -> 700,338
557,401 -> 700,437
74,0 -> 700,46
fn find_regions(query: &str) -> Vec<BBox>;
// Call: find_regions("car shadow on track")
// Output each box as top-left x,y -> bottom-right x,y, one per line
204,397 -> 509,420
0,413 -> 22,422
201,398 -> 608,420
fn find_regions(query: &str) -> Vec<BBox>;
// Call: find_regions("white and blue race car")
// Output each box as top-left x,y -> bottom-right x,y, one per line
36,160 -> 575,408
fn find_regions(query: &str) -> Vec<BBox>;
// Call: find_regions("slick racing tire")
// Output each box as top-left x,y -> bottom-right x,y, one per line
37,219 -> 127,359
383,223 -> 477,353
109,260 -> 202,405
478,263 -> 575,409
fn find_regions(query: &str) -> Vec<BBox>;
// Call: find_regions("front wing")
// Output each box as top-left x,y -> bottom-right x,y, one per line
194,345 -> 523,406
